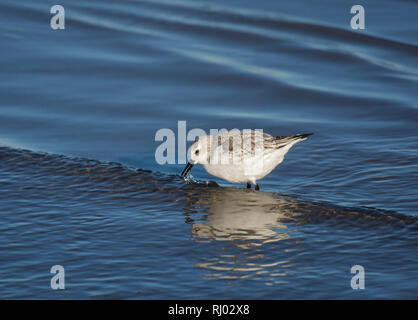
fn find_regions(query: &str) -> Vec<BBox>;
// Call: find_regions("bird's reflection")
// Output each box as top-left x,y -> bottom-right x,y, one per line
190,189 -> 294,244
183,187 -> 305,283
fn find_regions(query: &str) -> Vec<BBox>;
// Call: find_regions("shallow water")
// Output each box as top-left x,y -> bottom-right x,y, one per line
0,0 -> 417,299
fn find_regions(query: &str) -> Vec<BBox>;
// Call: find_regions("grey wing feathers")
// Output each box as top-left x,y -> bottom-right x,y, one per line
213,131 -> 312,158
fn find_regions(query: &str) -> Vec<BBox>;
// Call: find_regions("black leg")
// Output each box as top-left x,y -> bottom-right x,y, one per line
246,182 -> 251,189
255,184 -> 260,191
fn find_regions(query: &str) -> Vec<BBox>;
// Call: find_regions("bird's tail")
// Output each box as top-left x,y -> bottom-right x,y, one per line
292,133 -> 313,140
272,132 -> 313,149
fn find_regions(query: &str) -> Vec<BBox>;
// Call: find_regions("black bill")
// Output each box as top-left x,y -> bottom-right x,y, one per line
181,162 -> 194,177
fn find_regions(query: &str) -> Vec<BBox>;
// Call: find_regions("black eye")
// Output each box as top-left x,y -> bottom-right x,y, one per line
195,150 -> 200,155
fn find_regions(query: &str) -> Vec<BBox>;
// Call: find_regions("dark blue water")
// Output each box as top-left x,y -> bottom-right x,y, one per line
0,0 -> 417,299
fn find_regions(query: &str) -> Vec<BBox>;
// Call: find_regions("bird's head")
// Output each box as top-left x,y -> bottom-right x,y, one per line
181,136 -> 210,177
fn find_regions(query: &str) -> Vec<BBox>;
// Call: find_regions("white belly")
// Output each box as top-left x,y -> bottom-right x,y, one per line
202,149 -> 285,183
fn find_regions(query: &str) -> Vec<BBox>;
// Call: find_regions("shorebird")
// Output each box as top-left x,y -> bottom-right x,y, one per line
181,130 -> 312,190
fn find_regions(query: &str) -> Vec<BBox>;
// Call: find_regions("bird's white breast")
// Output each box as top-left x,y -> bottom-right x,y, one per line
202,148 -> 285,183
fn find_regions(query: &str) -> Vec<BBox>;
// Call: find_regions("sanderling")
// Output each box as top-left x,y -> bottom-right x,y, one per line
181,130 -> 312,190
